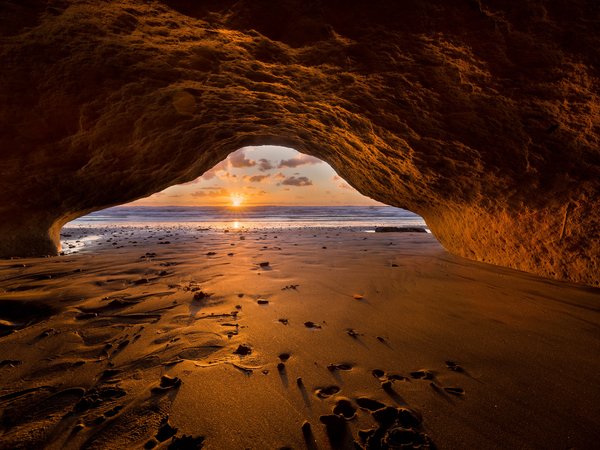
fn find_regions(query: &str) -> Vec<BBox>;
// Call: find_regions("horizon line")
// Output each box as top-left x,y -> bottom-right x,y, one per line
115,204 -> 391,208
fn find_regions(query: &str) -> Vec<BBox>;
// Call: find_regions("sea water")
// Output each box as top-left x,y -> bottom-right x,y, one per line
68,205 -> 427,230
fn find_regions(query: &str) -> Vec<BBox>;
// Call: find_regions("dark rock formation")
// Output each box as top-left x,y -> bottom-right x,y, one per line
0,0 -> 598,285
375,227 -> 427,233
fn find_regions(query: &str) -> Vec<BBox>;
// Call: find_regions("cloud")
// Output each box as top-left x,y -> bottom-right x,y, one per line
228,150 -> 256,168
273,172 -> 286,181
281,176 -> 313,187
244,174 -> 269,183
200,160 -> 228,180
278,154 -> 322,168
191,188 -> 229,198
213,171 -> 237,182
333,174 -> 353,190
201,170 -> 217,180
258,158 -> 274,171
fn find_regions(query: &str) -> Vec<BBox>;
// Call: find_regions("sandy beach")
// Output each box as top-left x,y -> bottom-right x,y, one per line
0,226 -> 598,449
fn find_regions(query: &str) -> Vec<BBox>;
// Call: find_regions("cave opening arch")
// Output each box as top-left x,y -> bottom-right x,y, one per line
3,124 -> 597,287
64,145 -> 429,238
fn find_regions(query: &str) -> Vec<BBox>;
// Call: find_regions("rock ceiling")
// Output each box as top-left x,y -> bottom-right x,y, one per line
0,0 -> 598,285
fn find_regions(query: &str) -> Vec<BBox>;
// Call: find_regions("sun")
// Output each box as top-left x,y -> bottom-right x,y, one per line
230,194 -> 244,207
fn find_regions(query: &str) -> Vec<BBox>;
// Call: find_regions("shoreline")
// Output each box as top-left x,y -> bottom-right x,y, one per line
59,224 -> 431,256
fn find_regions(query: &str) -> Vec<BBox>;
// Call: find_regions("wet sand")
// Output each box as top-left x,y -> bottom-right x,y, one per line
0,226 -> 599,449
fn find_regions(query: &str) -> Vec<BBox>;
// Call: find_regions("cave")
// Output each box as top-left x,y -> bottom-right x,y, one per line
0,1 -> 599,449
0,0 -> 598,285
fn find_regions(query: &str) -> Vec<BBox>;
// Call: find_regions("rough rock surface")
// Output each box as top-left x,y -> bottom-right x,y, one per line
0,0 -> 598,285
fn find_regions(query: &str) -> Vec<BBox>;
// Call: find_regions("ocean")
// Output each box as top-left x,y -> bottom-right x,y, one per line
67,205 -> 427,230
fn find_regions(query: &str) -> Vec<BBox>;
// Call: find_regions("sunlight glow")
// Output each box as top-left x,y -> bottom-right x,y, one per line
230,194 -> 244,207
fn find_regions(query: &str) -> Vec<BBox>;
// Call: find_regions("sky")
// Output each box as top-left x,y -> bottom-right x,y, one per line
130,146 -> 383,207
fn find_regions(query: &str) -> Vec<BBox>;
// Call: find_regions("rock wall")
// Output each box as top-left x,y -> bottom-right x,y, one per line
0,0 -> 598,285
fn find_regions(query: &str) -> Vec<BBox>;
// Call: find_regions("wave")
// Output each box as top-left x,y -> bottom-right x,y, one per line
69,205 -> 426,229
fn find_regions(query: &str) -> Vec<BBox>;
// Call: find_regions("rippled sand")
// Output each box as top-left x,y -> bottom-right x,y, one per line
0,227 -> 598,449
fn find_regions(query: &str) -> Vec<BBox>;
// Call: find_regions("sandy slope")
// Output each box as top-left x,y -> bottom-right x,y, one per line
0,227 -> 598,449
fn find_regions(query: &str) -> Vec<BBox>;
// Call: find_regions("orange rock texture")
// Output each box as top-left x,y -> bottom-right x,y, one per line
0,0 -> 598,285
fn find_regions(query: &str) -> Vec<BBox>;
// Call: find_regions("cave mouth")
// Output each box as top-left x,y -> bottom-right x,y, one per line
61,146 -> 428,253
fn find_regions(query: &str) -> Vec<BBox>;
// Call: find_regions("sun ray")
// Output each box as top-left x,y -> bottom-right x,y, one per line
230,193 -> 244,207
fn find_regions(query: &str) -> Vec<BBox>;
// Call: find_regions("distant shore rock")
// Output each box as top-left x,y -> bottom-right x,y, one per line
374,227 -> 427,233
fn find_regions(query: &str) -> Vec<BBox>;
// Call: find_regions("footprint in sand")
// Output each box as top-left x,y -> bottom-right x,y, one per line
444,387 -> 465,396
193,291 -> 212,301
357,404 -> 431,448
372,369 -> 385,379
372,406 -> 400,424
233,344 -> 252,356
304,321 -> 322,329
445,360 -> 465,372
315,385 -> 340,399
37,328 -> 58,339
327,363 -> 353,371
150,375 -> 182,393
381,426 -> 431,449
332,398 -> 357,420
410,369 -> 434,380
100,368 -> 122,380
167,435 -> 205,449
388,373 -> 409,381
155,416 -> 178,442
319,413 -> 346,426
372,406 -> 421,428
104,405 -> 123,417
346,328 -> 361,338
356,397 -> 386,411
